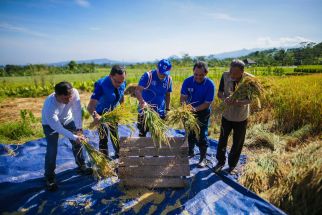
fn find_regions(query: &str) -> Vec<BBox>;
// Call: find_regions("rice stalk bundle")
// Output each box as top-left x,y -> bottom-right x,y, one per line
166,103 -> 201,141
81,140 -> 116,179
91,104 -> 137,148
220,76 -> 264,110
100,103 -> 137,126
142,105 -> 170,147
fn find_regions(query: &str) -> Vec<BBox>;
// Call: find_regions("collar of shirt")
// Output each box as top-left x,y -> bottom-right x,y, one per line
193,77 -> 207,85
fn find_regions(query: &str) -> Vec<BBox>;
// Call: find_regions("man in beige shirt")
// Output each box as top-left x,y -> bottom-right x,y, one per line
213,59 -> 253,173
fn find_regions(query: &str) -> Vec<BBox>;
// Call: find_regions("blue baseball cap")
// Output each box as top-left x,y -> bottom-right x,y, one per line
157,59 -> 172,76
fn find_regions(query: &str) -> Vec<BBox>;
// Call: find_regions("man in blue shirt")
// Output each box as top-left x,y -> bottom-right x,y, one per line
181,61 -> 215,168
87,65 -> 126,158
135,59 -> 172,137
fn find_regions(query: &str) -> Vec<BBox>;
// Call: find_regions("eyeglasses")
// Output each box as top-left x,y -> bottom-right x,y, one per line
111,76 -> 124,85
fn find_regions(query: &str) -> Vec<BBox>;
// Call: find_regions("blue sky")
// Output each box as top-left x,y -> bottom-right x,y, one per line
0,0 -> 321,64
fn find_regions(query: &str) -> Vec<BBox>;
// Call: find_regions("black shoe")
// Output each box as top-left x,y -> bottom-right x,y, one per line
227,166 -> 237,174
213,163 -> 225,173
197,159 -> 207,168
77,166 -> 93,175
46,178 -> 58,192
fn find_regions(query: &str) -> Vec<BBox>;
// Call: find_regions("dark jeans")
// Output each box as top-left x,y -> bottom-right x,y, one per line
216,116 -> 248,168
99,123 -> 119,157
188,109 -> 210,154
137,113 -> 166,137
43,121 -> 85,180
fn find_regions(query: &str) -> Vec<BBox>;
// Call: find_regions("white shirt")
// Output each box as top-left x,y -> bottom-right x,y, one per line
41,88 -> 82,141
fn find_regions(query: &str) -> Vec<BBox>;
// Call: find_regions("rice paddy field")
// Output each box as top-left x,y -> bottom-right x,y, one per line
0,66 -> 321,214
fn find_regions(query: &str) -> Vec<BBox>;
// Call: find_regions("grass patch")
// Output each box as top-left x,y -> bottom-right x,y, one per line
0,110 -> 43,144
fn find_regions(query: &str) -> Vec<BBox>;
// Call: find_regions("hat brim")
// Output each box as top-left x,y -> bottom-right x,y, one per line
159,70 -> 170,76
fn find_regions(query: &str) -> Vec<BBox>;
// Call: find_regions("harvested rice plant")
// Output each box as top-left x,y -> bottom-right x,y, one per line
0,67 -> 321,214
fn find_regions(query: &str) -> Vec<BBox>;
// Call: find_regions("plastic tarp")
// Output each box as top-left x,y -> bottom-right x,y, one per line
0,126 -> 285,214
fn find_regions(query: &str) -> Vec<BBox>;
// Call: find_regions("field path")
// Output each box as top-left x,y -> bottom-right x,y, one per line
0,92 -> 92,123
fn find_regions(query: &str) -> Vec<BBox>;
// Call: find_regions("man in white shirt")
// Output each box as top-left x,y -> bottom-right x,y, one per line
42,81 -> 92,191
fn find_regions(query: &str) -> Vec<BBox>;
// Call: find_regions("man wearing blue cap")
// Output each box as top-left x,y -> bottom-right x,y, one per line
87,65 -> 126,158
180,61 -> 215,168
135,59 -> 172,137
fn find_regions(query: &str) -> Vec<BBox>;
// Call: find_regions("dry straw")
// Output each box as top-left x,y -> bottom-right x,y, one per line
220,75 -> 264,110
142,105 -> 170,147
91,104 -> 137,148
81,140 -> 116,179
166,103 -> 201,141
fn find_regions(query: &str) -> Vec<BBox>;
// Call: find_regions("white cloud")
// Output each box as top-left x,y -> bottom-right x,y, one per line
75,0 -> 90,8
0,22 -> 48,38
255,36 -> 313,48
206,12 -> 255,23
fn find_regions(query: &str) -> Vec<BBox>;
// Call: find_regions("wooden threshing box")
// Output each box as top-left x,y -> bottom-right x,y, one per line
119,137 -> 190,188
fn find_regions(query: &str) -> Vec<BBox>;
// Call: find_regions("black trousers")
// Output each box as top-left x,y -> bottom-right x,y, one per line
99,123 -> 119,157
188,109 -> 210,154
216,116 -> 247,168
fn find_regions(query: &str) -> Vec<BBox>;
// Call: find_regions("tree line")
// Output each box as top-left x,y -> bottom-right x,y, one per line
1,42 -> 321,77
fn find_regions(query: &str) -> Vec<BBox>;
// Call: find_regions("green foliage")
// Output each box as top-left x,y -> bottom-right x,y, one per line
294,65 -> 322,73
82,105 -> 91,120
0,80 -> 95,98
0,110 -> 42,143
1,62 -> 96,77
0,85 -> 54,97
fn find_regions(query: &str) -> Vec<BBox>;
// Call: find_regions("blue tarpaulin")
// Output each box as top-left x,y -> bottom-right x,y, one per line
0,126 -> 285,214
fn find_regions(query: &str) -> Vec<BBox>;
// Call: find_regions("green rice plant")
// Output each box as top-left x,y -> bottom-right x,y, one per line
166,103 -> 200,140
294,65 -> 322,73
81,140 -> 116,179
142,105 -> 170,147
